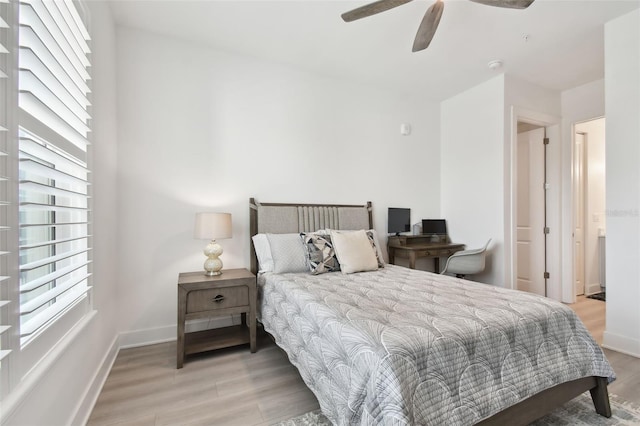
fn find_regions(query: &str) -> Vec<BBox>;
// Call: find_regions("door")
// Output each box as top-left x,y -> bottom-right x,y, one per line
574,132 -> 586,295
516,127 -> 546,295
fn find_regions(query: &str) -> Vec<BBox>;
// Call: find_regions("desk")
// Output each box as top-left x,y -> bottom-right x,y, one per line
387,235 -> 465,272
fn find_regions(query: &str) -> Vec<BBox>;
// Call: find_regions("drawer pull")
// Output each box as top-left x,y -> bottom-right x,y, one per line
212,294 -> 225,303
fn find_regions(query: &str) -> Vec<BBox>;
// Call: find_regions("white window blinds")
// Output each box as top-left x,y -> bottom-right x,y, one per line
0,0 -> 13,367
17,0 -> 91,343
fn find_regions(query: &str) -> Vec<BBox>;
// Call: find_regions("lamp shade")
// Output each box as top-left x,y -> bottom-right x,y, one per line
194,212 -> 232,240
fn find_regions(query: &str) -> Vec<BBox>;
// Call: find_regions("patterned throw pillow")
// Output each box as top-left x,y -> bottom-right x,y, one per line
300,232 -> 341,275
366,230 -> 385,268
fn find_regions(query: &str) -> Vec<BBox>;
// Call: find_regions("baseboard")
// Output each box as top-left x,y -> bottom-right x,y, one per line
119,315 -> 238,349
71,334 -> 120,426
586,282 -> 603,295
602,330 -> 640,358
73,315 -> 240,424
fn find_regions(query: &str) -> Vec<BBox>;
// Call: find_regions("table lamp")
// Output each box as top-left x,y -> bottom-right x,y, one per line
194,212 -> 232,276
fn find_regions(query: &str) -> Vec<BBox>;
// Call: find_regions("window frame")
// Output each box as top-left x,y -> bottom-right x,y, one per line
0,0 -> 93,404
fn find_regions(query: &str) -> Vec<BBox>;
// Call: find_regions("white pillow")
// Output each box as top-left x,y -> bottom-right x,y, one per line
266,233 -> 308,274
323,228 -> 385,267
252,234 -> 274,272
330,229 -> 378,274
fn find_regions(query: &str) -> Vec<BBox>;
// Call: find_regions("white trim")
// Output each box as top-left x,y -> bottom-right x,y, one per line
72,315 -> 242,423
117,325 -> 176,350
71,333 -> 119,426
585,282 -> 602,296
602,331 -> 640,358
563,116 -> 607,304
118,316 -> 237,349
0,310 -> 96,424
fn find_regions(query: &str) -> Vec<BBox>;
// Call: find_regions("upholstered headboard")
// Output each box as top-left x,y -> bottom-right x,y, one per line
249,198 -> 373,274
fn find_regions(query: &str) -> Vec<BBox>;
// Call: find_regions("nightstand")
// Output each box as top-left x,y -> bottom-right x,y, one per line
176,268 -> 256,368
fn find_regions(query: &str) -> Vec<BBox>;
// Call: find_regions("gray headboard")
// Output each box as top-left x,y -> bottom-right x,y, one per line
249,198 -> 373,274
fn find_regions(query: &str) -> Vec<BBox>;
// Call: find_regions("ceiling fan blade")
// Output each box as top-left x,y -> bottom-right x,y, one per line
341,0 -> 414,22
468,0 -> 534,10
412,0 -> 444,52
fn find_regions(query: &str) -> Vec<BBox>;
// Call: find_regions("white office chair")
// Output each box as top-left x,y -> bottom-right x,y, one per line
441,239 -> 492,279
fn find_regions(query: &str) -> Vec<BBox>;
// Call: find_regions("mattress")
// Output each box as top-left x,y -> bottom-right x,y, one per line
258,265 -> 615,425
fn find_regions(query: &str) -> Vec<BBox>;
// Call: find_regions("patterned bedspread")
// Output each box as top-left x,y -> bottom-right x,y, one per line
259,265 -> 615,425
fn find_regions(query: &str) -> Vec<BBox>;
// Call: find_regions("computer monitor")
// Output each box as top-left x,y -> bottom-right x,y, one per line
388,208 -> 410,235
422,219 -> 447,236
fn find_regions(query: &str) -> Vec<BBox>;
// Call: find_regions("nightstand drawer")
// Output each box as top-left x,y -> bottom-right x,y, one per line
186,286 -> 249,313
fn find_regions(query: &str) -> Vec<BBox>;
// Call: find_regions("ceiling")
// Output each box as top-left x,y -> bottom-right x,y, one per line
109,0 -> 640,101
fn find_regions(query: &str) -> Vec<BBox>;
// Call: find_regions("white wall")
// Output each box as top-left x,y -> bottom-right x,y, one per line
603,9 -> 640,357
575,118 -> 606,295
561,80 -> 605,123
440,74 -> 561,290
2,2 -> 121,424
504,76 -> 562,118
560,80 -> 605,302
115,28 -> 441,344
441,75 -> 505,284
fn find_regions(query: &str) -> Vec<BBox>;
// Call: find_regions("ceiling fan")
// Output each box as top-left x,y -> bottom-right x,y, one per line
341,0 -> 535,52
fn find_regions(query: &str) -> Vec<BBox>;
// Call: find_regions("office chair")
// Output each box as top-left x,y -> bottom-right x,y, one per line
441,239 -> 492,279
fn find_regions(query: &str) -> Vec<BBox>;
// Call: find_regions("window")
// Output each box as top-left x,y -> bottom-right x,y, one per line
0,0 -> 16,401
18,0 -> 91,345
0,0 -> 91,401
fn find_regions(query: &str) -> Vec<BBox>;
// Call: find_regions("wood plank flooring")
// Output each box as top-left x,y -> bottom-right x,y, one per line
88,296 -> 640,425
569,295 -> 606,345
569,295 -> 640,407
88,333 -> 320,426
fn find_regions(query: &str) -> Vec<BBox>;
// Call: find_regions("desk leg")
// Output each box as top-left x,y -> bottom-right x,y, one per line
388,247 -> 395,265
434,257 -> 440,274
409,252 -> 416,269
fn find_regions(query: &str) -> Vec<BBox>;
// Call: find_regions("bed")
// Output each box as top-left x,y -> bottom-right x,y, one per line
249,198 -> 615,425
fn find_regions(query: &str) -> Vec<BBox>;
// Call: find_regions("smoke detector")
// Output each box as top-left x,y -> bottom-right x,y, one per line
488,60 -> 503,71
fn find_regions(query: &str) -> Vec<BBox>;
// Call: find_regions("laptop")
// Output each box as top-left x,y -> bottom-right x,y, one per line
422,219 -> 447,241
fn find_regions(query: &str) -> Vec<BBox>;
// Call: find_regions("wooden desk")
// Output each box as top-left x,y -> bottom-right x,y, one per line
387,235 -> 465,272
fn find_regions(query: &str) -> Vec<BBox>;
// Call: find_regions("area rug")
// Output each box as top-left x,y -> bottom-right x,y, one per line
272,393 -> 640,425
588,292 -> 607,301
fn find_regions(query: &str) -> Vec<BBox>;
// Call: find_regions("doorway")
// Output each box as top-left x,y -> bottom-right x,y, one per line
509,108 -> 561,300
573,117 -> 606,298
516,123 -> 546,296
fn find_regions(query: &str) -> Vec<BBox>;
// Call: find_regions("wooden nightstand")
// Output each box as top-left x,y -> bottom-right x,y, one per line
176,268 -> 256,368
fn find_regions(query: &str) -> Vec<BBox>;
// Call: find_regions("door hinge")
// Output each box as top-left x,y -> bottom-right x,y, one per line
543,227 -> 550,234
543,137 -> 550,145
544,272 -> 550,279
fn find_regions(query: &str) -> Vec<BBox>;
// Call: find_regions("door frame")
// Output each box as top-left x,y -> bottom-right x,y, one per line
573,131 -> 587,297
570,116 -> 606,300
506,107 -> 561,298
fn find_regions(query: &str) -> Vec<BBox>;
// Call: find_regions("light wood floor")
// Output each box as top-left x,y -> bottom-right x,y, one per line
569,295 -> 640,407
88,297 -> 640,426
